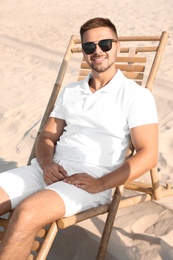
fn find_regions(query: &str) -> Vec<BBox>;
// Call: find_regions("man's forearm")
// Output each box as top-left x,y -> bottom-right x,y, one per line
35,135 -> 55,169
99,148 -> 158,192
99,124 -> 158,192
35,117 -> 66,172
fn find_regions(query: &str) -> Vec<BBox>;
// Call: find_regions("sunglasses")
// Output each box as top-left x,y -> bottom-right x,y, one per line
82,39 -> 117,54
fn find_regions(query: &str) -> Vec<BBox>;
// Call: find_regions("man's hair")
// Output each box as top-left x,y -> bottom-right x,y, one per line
80,17 -> 118,41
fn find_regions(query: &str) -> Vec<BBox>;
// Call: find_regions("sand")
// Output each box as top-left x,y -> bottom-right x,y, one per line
0,0 -> 173,259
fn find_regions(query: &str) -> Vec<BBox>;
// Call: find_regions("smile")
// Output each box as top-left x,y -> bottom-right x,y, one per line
92,56 -> 106,62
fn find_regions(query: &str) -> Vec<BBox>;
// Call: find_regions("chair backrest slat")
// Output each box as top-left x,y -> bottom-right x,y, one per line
81,60 -> 146,69
116,64 -> 145,72
72,46 -> 158,54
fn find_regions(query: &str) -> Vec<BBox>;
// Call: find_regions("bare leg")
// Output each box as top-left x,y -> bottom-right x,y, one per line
0,187 -> 12,215
0,189 -> 66,260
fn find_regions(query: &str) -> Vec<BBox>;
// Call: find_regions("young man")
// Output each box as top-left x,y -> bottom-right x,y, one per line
0,17 -> 158,259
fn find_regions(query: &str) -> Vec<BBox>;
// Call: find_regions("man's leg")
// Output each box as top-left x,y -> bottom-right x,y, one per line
0,189 -> 66,260
0,187 -> 12,215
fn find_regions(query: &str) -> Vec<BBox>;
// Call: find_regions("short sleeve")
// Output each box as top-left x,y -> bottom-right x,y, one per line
127,88 -> 158,129
49,90 -> 65,119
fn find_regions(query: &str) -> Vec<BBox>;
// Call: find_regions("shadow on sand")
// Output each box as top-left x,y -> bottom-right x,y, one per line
47,224 -> 116,260
0,158 -> 18,173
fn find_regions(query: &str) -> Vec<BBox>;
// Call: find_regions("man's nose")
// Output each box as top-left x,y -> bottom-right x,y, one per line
94,43 -> 102,53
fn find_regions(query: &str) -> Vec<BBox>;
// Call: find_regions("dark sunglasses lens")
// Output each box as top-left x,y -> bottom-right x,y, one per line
99,40 -> 112,52
82,42 -> 96,54
82,39 -> 113,54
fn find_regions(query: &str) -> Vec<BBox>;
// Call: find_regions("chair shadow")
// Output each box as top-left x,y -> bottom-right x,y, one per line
48,202 -> 172,260
0,158 -> 18,173
47,224 -> 116,260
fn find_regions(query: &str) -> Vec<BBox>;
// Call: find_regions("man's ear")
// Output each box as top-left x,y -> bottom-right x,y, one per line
82,49 -> 87,61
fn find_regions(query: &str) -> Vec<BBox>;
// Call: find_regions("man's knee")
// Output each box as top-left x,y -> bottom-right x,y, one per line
12,190 -> 64,228
11,197 -> 41,232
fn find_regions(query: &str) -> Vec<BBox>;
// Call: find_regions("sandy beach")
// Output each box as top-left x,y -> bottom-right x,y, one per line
0,0 -> 173,259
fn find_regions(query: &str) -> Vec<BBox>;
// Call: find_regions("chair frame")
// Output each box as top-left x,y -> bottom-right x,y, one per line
1,31 -> 173,260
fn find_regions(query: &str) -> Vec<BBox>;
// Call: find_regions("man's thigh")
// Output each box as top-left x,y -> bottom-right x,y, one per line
0,163 -> 46,209
16,189 -> 66,228
45,180 -> 111,217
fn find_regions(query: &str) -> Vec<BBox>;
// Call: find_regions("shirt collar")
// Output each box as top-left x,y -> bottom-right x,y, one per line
74,69 -> 124,94
74,74 -> 92,94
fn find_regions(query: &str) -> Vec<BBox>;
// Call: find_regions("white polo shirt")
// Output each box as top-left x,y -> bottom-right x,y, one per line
50,70 -> 158,174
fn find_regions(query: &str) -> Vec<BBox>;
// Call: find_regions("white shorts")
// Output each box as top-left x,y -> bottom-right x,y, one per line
0,159 -> 111,217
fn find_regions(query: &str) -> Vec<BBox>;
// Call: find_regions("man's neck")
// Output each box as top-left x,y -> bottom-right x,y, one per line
89,69 -> 117,93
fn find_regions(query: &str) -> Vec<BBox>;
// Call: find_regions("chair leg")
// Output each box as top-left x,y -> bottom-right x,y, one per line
35,222 -> 58,260
96,186 -> 123,260
150,167 -> 162,200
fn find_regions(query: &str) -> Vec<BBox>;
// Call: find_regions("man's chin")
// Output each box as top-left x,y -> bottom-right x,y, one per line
91,65 -> 108,73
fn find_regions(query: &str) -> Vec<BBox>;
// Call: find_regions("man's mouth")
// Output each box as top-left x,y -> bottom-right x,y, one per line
91,56 -> 106,62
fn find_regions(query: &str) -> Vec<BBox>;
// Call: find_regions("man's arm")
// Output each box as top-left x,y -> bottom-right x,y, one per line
99,123 -> 158,190
36,117 -> 67,185
64,123 -> 158,193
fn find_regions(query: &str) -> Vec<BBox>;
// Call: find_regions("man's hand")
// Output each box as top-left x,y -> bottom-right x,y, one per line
64,173 -> 103,194
42,162 -> 67,185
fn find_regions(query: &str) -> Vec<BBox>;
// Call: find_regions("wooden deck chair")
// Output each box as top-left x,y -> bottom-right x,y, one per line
1,31 -> 173,260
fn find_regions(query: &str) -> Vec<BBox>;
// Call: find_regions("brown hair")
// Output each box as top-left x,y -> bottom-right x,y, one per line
80,17 -> 118,41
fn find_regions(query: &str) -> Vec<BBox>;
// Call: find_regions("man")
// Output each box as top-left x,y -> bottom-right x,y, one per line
0,17 -> 158,259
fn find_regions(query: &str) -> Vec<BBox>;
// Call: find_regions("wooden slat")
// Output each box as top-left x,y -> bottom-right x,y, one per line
74,38 -> 81,44
71,47 -> 82,53
135,81 -> 142,86
75,35 -> 161,44
0,218 -> 9,228
125,181 -> 153,194
119,194 -> 151,208
116,56 -> 147,63
0,231 -> 4,241
78,76 -> 86,81
74,35 -> 161,44
113,64 -> 145,72
58,204 -> 110,229
80,61 -> 90,69
72,46 -> 158,54
120,46 -> 157,54
31,240 -> 42,252
123,72 -> 144,80
35,228 -> 47,238
0,218 -> 10,242
81,57 -> 147,70
28,254 -> 36,260
79,69 -> 90,77
122,74 -> 143,83
71,46 -> 158,54
118,35 -> 161,41
80,63 -> 146,73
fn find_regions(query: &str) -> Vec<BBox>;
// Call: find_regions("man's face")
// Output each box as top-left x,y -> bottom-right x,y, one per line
82,27 -> 120,73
